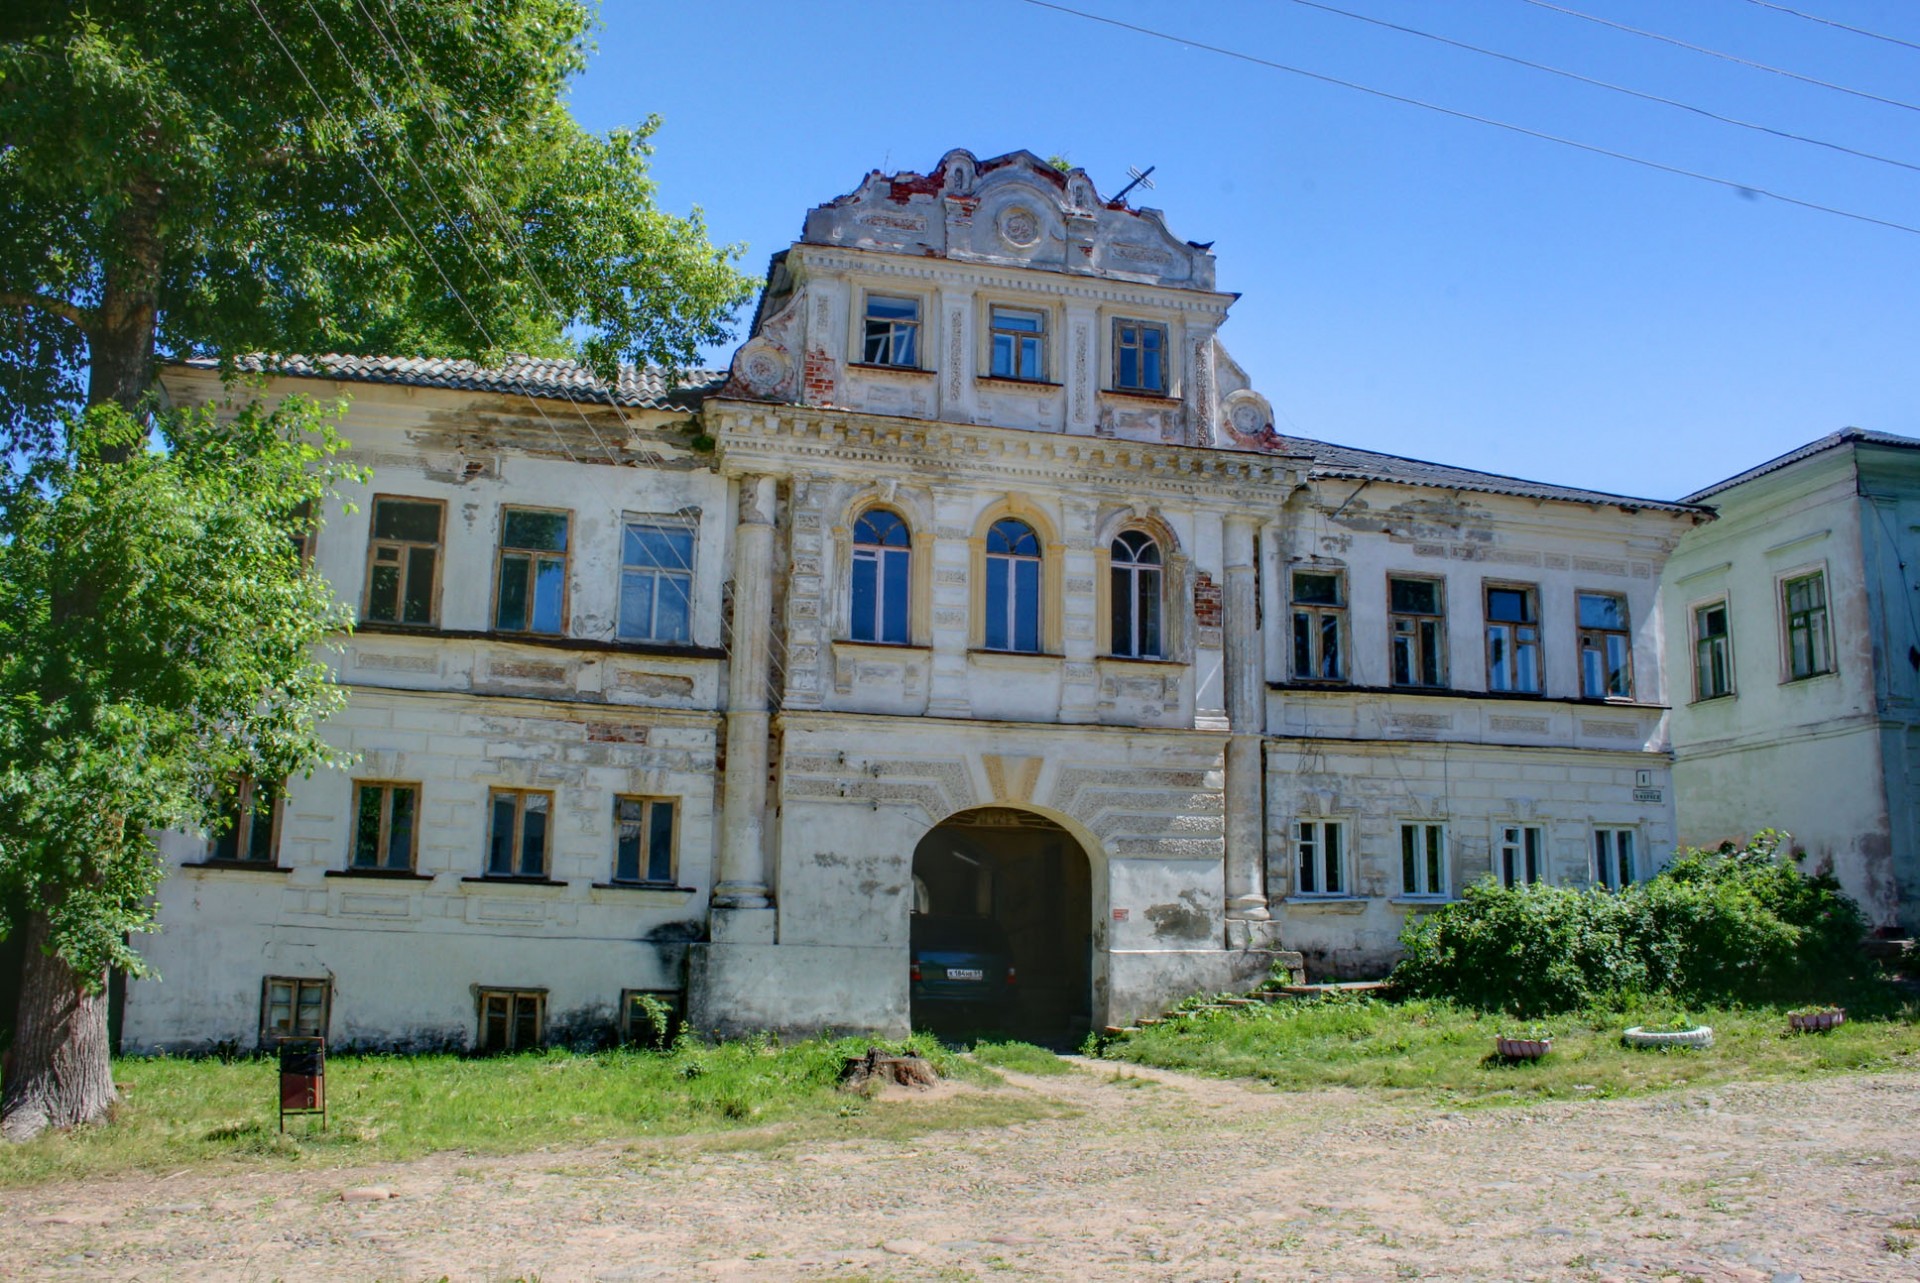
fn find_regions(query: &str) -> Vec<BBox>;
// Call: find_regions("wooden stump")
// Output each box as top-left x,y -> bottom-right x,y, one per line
840,1047 -> 939,1090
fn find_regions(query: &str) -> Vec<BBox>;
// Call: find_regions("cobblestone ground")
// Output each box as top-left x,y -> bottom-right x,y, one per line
9,1061 -> 1920,1282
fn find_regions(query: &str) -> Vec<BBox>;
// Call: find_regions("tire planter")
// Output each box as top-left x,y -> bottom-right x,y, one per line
1789,1008 -> 1846,1033
1495,1036 -> 1553,1060
1622,1025 -> 1715,1050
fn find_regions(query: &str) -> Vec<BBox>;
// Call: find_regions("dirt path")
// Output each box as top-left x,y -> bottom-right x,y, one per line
9,1061 -> 1920,1282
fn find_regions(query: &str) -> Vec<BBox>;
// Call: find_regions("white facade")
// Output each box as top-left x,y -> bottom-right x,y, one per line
1663,432 -> 1920,933
125,150 -> 1702,1052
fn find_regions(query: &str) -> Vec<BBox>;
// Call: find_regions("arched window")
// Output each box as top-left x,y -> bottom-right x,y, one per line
1110,531 -> 1163,658
985,518 -> 1042,652
851,509 -> 911,643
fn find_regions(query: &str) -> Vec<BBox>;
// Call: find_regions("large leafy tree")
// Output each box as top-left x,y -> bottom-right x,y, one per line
0,0 -> 754,1137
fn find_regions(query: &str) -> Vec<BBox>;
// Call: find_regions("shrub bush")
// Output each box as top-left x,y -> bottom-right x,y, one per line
1393,831 -> 1868,1014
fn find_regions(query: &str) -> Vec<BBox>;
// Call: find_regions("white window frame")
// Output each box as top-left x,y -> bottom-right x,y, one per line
617,515 -> 698,645
1592,826 -> 1639,890
1496,824 -> 1546,888
855,289 -> 924,369
260,975 -> 330,1046
1293,818 -> 1351,898
1398,821 -> 1449,900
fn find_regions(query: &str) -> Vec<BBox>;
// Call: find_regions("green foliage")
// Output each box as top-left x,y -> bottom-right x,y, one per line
0,399 -> 356,980
1392,832 -> 1870,1015
967,1040 -> 1070,1076
1099,989 -> 1918,1104
0,0 -> 756,443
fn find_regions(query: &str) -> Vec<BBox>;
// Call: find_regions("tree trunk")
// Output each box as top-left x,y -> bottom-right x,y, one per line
86,173 -> 164,440
1,911 -> 114,1141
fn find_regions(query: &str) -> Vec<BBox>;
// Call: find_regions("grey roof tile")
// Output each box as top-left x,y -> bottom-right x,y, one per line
1280,434 -> 1708,514
1681,428 -> 1920,503
187,354 -> 727,410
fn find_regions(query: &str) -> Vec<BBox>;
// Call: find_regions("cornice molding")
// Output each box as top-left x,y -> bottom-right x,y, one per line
789,245 -> 1236,315
709,401 -> 1303,502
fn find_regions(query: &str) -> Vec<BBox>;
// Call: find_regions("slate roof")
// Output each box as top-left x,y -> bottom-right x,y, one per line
187,354 -> 728,411
1280,434 -> 1708,515
1681,428 -> 1920,503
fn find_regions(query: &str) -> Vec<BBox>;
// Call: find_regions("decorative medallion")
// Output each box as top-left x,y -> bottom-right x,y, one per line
998,205 -> 1042,249
736,341 -> 791,398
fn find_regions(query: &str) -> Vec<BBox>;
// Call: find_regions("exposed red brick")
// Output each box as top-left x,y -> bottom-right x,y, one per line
1194,570 -> 1223,628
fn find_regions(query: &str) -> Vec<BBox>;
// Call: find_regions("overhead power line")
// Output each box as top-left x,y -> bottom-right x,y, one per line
1290,0 -> 1920,175
1515,0 -> 1920,115
1016,0 -> 1920,238
1740,0 -> 1920,56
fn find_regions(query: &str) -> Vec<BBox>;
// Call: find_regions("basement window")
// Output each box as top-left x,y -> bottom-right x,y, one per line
477,989 -> 546,1053
261,976 -> 330,1045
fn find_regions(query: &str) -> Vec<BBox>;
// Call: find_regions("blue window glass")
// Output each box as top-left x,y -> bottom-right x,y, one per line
1115,320 -> 1167,393
851,509 -> 911,643
985,518 -> 1042,652
1109,530 -> 1163,658
619,522 -> 696,643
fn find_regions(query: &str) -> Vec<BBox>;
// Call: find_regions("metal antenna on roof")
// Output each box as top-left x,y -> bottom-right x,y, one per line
1113,164 -> 1157,203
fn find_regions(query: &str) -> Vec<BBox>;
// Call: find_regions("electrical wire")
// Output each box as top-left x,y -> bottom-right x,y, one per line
1291,0 -> 1920,175
1515,0 -> 1920,115
1017,0 -> 1920,237
1739,0 -> 1920,56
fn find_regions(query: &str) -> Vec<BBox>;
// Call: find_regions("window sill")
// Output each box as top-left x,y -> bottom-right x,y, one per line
969,648 -> 1065,662
848,362 -> 935,378
462,875 -> 567,887
1268,682 -> 1671,712
1098,654 -> 1186,669
975,375 -> 1062,392
353,622 -> 725,662
1688,692 -> 1737,706
591,881 -> 698,894
181,860 -> 289,873
1282,895 -> 1368,913
1100,387 -> 1178,403
326,867 -> 432,881
1782,670 -> 1838,685
834,639 -> 932,654
1391,896 -> 1452,909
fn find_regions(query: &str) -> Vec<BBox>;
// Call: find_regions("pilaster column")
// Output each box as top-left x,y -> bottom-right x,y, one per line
1223,514 -> 1270,921
714,475 -> 775,911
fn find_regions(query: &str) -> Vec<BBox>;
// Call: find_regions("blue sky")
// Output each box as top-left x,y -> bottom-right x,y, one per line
569,0 -> 1920,500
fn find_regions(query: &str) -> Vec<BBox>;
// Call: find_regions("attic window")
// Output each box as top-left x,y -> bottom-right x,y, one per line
862,295 -> 920,367
1113,319 -> 1167,393
989,306 -> 1047,381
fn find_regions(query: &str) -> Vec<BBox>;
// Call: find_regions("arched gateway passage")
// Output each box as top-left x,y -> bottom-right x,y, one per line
910,807 -> 1093,1043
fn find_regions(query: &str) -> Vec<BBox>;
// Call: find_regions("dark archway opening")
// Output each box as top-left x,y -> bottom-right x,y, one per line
910,807 -> 1092,1046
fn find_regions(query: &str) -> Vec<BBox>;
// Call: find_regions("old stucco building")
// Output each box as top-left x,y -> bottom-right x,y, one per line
1663,429 -> 1920,935
125,150 -> 1705,1052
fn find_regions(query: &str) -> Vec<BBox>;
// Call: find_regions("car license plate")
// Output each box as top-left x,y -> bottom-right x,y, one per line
944,967 -> 984,981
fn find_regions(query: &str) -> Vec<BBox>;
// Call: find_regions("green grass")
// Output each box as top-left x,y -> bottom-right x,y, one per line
0,1032 -> 1029,1187
1099,988 -> 1920,1105
965,1040 -> 1071,1076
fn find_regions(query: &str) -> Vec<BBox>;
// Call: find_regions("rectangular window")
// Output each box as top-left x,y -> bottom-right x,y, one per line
1295,820 -> 1346,896
1113,319 -> 1167,392
620,989 -> 683,1050
1782,572 -> 1832,680
1389,577 -> 1447,688
1497,825 -> 1545,888
1291,571 -> 1346,681
988,305 -> 1047,381
477,989 -> 545,1053
351,782 -> 418,871
862,294 -> 920,367
1694,600 -> 1733,699
613,796 -> 677,885
494,507 -> 570,635
364,496 -> 443,626
1400,822 -> 1448,898
1484,584 -> 1541,694
487,789 -> 552,879
1593,828 -> 1637,890
261,976 -> 330,1044
1578,592 -> 1633,699
619,520 -> 695,643
214,776 -> 282,864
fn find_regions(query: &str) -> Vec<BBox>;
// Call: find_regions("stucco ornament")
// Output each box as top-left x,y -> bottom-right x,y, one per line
1220,389 -> 1281,450
735,340 -> 792,399
998,205 -> 1042,249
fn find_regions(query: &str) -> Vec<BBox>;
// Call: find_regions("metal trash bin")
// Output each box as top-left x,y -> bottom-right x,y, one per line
277,1036 -> 327,1132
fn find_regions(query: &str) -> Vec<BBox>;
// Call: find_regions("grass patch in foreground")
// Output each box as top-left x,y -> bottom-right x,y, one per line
0,1033 -> 1010,1187
1099,989 -> 1920,1105
966,1040 -> 1072,1076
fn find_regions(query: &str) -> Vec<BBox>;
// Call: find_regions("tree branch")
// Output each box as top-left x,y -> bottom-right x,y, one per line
0,291 -> 93,332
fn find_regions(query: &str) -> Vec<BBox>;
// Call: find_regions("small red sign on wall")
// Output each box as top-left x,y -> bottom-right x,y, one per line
1112,908 -> 1129,922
